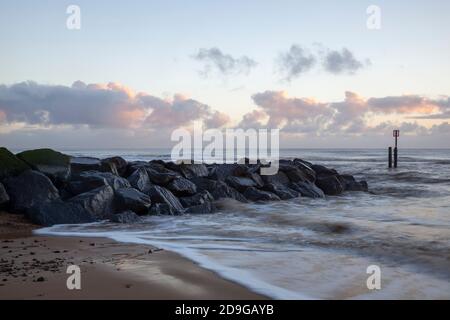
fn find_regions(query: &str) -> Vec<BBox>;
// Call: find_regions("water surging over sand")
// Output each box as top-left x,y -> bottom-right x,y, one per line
37,149 -> 450,299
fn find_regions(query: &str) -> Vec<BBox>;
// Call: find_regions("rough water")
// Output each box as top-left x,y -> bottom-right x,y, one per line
36,149 -> 450,299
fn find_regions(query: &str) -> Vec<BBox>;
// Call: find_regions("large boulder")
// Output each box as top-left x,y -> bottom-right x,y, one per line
0,182 -> 10,206
149,203 -> 179,216
292,159 -> 316,182
315,175 -> 344,195
68,185 -> 115,219
261,171 -> 290,186
0,147 -> 30,181
146,168 -> 180,186
76,171 -> 131,192
16,149 -> 71,182
208,164 -> 248,181
166,177 -> 197,196
243,187 -> 281,202
102,157 -> 128,176
27,200 -> 95,226
115,188 -> 151,215
179,190 -> 214,208
311,164 -> 338,177
185,201 -> 216,214
66,175 -> 108,196
340,175 -> 368,192
111,210 -> 143,224
190,177 -> 247,203
127,167 -> 152,193
3,170 -> 59,213
147,185 -> 184,213
225,176 -> 257,192
289,181 -> 325,198
177,163 -> 209,179
70,156 -> 121,176
279,163 -> 310,183
262,183 -> 299,200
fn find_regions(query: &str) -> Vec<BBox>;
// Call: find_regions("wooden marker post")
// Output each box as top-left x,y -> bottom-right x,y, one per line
393,129 -> 400,168
388,147 -> 392,168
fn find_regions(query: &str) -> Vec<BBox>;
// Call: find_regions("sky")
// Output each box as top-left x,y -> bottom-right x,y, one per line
0,0 -> 450,149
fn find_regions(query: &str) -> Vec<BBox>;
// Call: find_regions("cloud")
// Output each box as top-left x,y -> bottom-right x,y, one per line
240,90 -> 450,136
323,48 -> 369,74
193,47 -> 257,77
277,45 -> 316,81
277,45 -> 369,80
0,81 -> 229,131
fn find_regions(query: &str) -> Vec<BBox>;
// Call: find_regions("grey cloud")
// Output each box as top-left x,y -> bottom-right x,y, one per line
277,45 -> 316,81
193,47 -> 257,77
323,48 -> 368,74
0,81 -> 229,130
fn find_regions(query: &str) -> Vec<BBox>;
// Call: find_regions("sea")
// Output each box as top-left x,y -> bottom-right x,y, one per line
34,148 -> 450,299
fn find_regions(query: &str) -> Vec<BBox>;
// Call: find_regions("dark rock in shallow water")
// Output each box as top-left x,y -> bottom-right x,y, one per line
279,163 -> 311,183
147,185 -> 184,213
190,177 -> 248,203
166,177 -> 197,196
77,171 -> 131,192
243,187 -> 281,201
315,175 -> 344,195
292,159 -> 316,183
225,176 -> 257,192
0,182 -> 10,206
68,185 -> 115,219
185,201 -> 216,214
27,200 -> 94,226
149,203 -> 180,215
311,164 -> 338,177
0,147 -> 30,181
208,164 -> 248,181
179,190 -> 214,208
111,211 -> 142,224
101,156 -> 127,176
66,175 -> 108,195
16,148 -> 71,182
146,168 -> 180,186
289,181 -> 325,198
115,188 -> 152,215
340,175 -> 368,192
4,170 -> 60,213
177,163 -> 209,179
127,167 -> 152,193
261,171 -> 290,186
263,183 -> 299,200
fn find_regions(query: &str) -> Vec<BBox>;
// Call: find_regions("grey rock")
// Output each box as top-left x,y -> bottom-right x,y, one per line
167,177 -> 197,196
289,181 -> 325,198
147,185 -> 184,213
177,163 -> 209,179
190,177 -> 248,202
243,187 -> 281,201
185,201 -> 216,214
208,164 -> 248,181
146,168 -> 180,186
225,176 -> 257,192
4,170 -> 60,213
179,190 -> 214,208
111,211 -> 142,224
340,175 -> 368,192
149,203 -> 180,216
115,188 -> 152,215
315,175 -> 344,195
279,163 -> 310,183
68,185 -> 115,219
311,164 -> 338,177
27,200 -> 95,226
70,157 -> 102,176
263,183 -> 299,200
261,171 -> 290,186
102,156 -> 128,176
77,171 -> 131,191
66,176 -> 108,195
127,167 -> 152,193
0,182 -> 10,206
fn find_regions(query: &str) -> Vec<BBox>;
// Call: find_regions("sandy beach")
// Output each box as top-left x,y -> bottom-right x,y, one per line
0,212 -> 265,300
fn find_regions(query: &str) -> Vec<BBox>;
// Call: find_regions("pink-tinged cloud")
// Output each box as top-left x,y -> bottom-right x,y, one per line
0,81 -> 229,130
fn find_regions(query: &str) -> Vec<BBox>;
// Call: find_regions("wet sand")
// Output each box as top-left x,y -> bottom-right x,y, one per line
0,212 -> 266,300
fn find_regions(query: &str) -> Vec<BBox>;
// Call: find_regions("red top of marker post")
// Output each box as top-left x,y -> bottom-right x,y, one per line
393,130 -> 400,138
